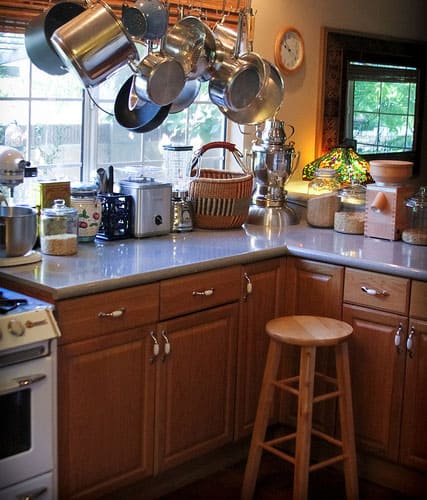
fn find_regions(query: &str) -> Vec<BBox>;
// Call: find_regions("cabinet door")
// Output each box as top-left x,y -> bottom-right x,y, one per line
235,258 -> 286,438
155,303 -> 238,473
400,318 -> 427,471
282,257 -> 344,433
58,327 -> 156,499
343,304 -> 407,461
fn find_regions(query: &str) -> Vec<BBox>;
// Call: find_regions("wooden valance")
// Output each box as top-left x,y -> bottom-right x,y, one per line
0,0 -> 244,34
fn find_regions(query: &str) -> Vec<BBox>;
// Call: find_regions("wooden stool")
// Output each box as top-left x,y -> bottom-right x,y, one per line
241,315 -> 359,500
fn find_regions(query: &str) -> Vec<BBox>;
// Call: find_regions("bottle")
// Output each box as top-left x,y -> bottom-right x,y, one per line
70,183 -> 102,242
40,199 -> 78,255
307,168 -> 341,227
402,186 -> 427,245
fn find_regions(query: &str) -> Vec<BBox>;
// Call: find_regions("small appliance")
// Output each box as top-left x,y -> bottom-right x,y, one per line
119,177 -> 172,237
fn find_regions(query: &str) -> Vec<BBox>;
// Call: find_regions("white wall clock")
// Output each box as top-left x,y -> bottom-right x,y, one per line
275,27 -> 305,74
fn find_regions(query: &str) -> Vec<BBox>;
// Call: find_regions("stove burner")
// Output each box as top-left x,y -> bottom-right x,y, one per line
0,297 -> 29,314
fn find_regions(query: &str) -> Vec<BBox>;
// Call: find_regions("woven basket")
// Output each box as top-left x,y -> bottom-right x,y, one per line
188,142 -> 254,229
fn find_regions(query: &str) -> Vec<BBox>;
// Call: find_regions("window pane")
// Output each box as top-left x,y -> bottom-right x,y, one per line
31,66 -> 83,99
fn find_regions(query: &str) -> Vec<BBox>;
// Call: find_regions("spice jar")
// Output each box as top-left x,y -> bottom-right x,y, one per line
40,199 -> 78,255
71,183 -> 102,242
334,184 -> 366,234
306,168 -> 341,227
402,186 -> 427,245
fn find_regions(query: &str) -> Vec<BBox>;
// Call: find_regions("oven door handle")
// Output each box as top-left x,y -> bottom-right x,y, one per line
17,486 -> 48,500
0,373 -> 47,396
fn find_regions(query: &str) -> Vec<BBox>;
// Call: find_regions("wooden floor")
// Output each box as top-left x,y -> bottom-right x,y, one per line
111,451 -> 422,500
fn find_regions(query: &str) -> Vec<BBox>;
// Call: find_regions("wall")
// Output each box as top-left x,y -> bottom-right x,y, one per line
250,0 -> 427,182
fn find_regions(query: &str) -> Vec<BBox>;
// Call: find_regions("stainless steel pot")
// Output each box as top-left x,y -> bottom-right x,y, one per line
162,16 -> 216,81
51,0 -> 138,88
133,51 -> 186,106
134,0 -> 169,40
0,207 -> 37,258
25,1 -> 86,75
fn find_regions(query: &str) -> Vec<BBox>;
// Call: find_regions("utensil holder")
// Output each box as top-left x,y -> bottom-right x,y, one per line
96,193 -> 132,240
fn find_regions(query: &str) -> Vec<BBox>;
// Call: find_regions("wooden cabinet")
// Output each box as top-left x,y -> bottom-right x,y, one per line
58,326 -> 156,499
280,257 -> 345,433
155,303 -> 238,473
235,258 -> 285,439
343,271 -> 427,474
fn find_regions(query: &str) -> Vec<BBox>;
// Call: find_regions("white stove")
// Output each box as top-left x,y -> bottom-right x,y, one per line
0,288 -> 61,500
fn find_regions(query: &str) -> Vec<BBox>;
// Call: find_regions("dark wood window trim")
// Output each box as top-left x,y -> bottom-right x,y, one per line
318,27 -> 427,176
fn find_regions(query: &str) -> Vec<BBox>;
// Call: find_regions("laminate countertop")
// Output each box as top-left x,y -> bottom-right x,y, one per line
1,216 -> 426,300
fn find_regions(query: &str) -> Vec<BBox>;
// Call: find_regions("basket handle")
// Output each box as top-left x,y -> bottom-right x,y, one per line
191,141 -> 251,175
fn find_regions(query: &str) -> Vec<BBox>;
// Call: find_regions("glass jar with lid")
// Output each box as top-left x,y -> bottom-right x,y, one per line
334,184 -> 366,234
402,186 -> 427,245
306,168 -> 341,227
40,198 -> 78,255
70,183 -> 102,242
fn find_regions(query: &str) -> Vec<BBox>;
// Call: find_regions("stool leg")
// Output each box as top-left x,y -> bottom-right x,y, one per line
241,339 -> 282,500
293,345 -> 316,500
335,342 -> 359,500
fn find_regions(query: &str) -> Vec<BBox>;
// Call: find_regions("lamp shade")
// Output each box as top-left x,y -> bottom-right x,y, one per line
302,147 -> 372,184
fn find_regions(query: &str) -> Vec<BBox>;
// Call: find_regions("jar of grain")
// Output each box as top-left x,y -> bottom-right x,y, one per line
307,168 -> 341,227
334,184 -> 366,234
40,199 -> 78,255
402,186 -> 427,245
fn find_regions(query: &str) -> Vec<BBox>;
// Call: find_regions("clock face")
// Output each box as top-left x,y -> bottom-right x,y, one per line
275,28 -> 304,74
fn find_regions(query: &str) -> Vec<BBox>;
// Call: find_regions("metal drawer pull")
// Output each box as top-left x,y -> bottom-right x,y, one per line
394,323 -> 403,353
98,307 -> 125,318
161,331 -> 171,361
242,272 -> 253,301
150,331 -> 159,363
18,487 -> 48,500
361,286 -> 389,297
192,288 -> 214,297
407,326 -> 415,358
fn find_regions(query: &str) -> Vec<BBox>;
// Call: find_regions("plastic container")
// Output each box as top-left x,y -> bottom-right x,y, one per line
71,183 -> 102,242
40,198 -> 78,255
307,168 -> 341,227
402,186 -> 427,245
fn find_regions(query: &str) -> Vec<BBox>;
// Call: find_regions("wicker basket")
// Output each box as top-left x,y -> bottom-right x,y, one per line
188,142 -> 254,229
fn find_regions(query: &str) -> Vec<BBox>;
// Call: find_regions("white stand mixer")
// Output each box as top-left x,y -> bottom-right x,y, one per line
0,146 -> 31,204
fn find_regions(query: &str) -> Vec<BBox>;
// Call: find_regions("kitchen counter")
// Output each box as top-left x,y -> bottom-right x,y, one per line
1,218 -> 426,299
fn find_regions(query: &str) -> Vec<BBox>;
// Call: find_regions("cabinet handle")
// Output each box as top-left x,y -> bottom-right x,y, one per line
361,286 -> 389,297
394,323 -> 403,353
98,307 -> 125,318
150,331 -> 160,363
406,326 -> 415,358
242,272 -> 253,302
192,288 -> 214,297
161,331 -> 171,361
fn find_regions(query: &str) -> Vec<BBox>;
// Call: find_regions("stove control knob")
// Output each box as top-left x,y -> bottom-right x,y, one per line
8,319 -> 25,337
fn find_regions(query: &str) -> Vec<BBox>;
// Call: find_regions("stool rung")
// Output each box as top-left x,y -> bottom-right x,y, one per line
261,442 -> 296,465
312,428 -> 343,448
272,379 -> 299,396
314,371 -> 338,386
313,389 -> 340,403
309,453 -> 345,472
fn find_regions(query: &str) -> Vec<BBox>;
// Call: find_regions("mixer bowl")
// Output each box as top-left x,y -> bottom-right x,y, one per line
369,160 -> 413,185
0,206 -> 37,257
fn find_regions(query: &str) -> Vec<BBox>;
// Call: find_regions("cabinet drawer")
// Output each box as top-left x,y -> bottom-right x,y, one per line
410,281 -> 427,320
55,283 -> 159,343
160,266 -> 241,320
344,268 -> 410,315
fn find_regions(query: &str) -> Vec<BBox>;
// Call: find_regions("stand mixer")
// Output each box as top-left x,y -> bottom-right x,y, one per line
0,146 -> 31,204
246,119 -> 299,227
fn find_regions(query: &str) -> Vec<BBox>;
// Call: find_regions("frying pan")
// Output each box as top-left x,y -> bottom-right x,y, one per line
25,1 -> 86,75
114,76 -> 171,132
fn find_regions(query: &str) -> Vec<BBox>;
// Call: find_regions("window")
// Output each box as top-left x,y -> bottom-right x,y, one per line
345,61 -> 417,155
0,31 -> 226,201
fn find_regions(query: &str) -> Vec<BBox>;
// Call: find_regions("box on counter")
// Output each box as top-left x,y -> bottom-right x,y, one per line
39,181 -> 71,209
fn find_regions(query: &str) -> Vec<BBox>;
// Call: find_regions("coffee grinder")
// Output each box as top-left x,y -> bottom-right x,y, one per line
246,119 -> 299,227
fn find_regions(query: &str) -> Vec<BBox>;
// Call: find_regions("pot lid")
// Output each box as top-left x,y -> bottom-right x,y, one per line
42,198 -> 77,216
406,186 -> 427,208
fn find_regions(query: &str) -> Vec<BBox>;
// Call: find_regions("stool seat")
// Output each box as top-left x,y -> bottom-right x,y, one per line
266,315 -> 353,347
242,315 -> 359,500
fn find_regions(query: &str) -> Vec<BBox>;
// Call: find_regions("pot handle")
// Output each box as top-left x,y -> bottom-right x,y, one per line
191,141 -> 251,175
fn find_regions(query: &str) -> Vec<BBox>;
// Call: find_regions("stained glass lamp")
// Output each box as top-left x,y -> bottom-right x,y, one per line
302,147 -> 373,184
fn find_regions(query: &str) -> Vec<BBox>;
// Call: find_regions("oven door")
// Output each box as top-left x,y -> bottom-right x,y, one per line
0,344 -> 56,492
